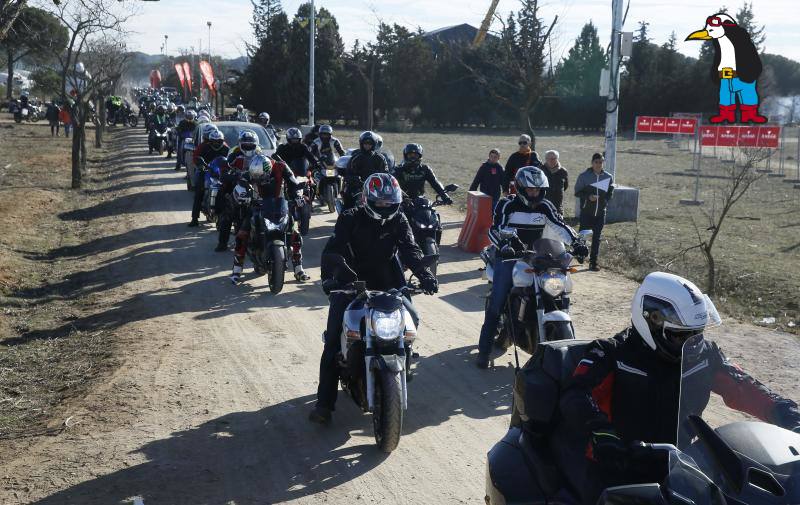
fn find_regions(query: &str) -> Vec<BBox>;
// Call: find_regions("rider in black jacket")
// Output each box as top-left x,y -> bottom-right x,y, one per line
274,127 -> 318,175
309,173 -> 438,424
342,131 -> 388,209
560,272 -> 800,505
393,143 -> 452,203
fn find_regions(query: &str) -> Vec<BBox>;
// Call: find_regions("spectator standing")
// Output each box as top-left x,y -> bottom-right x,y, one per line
46,101 -> 60,136
469,148 -> 504,207
59,102 -> 72,138
574,153 -> 615,272
503,134 -> 541,195
543,150 -> 568,215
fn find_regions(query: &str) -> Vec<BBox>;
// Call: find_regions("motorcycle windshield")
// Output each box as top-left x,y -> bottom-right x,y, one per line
259,197 -> 288,223
529,239 -> 572,270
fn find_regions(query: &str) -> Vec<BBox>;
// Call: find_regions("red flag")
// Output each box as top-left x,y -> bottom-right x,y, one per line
199,60 -> 216,92
174,63 -> 187,92
182,61 -> 192,92
149,69 -> 162,89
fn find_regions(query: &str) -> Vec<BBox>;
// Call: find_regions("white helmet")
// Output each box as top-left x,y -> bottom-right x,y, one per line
236,104 -> 244,112
631,272 -> 721,362
201,124 -> 218,141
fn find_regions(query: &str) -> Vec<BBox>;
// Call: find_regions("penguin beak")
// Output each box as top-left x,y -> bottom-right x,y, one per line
685,29 -> 711,41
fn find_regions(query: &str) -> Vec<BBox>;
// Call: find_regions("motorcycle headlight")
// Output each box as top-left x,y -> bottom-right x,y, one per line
326,169 -> 337,177
540,270 -> 566,297
371,310 -> 404,341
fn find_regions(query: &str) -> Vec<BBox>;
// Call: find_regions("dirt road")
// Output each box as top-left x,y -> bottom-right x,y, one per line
3,129 -> 799,504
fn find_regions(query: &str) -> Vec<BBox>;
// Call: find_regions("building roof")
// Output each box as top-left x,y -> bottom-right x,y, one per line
422,23 -> 480,46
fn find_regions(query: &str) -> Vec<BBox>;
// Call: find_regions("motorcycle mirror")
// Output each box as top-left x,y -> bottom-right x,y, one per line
579,229 -> 593,239
444,184 -> 459,193
500,245 -> 517,259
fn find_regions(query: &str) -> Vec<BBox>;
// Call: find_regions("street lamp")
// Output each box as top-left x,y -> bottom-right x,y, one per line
164,34 -> 168,56
207,21 -> 212,59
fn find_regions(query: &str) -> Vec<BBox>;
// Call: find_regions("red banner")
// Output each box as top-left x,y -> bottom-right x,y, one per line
199,60 -> 216,92
665,118 -> 681,133
757,126 -> 780,148
651,117 -> 667,133
717,126 -> 739,147
700,126 -> 718,146
149,69 -> 161,89
679,118 -> 697,134
174,63 -> 187,92
636,116 -> 652,133
737,126 -> 759,147
182,61 -> 192,92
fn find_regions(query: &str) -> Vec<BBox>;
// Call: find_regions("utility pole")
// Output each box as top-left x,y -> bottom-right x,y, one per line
308,0 -> 315,125
207,21 -> 213,111
603,0 -> 623,178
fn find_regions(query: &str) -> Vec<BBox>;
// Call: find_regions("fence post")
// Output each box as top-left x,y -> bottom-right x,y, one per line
680,127 -> 704,205
770,127 -> 786,178
786,127 -> 800,183
633,116 -> 638,151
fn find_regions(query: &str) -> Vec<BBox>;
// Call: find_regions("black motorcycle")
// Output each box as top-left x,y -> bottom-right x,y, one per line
313,150 -> 342,213
486,335 -> 800,505
246,196 -> 290,294
287,158 -> 315,236
148,124 -> 170,155
480,233 -> 589,355
401,184 -> 458,276
322,254 -> 432,453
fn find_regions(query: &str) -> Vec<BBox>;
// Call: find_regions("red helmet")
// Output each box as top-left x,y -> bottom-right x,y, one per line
362,173 -> 402,224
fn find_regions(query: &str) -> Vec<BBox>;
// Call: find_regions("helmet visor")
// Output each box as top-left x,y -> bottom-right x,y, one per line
241,142 -> 256,152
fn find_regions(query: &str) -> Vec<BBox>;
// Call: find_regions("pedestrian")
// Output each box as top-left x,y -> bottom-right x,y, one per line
59,102 -> 72,138
503,134 -> 541,195
469,148 -> 504,208
543,150 -> 569,215
574,153 -> 615,272
46,101 -> 60,137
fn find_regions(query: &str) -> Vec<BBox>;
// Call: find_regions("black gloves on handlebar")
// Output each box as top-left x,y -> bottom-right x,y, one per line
441,195 -> 453,205
500,235 -> 526,259
321,278 -> 339,296
419,274 -> 438,295
572,241 -> 590,260
591,430 -> 628,472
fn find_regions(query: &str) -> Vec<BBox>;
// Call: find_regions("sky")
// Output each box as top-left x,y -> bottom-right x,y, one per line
125,0 -> 800,63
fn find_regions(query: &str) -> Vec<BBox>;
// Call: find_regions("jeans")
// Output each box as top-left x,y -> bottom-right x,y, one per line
316,292 -> 419,411
719,77 -> 758,106
477,257 -> 515,356
580,211 -> 606,266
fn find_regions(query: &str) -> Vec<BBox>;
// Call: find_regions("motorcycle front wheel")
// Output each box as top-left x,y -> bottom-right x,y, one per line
421,237 -> 439,276
13,114 -> 21,124
128,115 -> 138,128
325,184 -> 336,213
30,115 -> 40,123
299,203 -> 311,236
373,370 -> 403,453
267,244 -> 285,294
158,140 -> 165,156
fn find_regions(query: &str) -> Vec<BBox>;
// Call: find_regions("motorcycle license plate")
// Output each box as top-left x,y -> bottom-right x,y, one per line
325,169 -> 336,177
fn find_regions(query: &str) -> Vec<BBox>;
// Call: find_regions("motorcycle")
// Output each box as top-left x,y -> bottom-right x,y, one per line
166,125 -> 176,159
13,103 -> 39,123
182,133 -> 196,189
485,335 -> 800,505
246,196 -> 290,294
148,124 -> 169,155
199,157 -> 226,224
287,158 -> 315,237
480,230 -> 591,355
322,253 -> 432,453
313,150 -> 341,214
402,184 -> 458,276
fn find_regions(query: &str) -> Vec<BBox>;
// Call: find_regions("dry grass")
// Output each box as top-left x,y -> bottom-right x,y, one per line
332,127 -> 800,333
0,118 -> 119,439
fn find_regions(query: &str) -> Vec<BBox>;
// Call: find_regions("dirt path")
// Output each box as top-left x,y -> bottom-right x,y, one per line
2,129 -> 798,504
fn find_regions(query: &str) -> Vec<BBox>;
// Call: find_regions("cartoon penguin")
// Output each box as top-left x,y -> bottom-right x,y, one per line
686,13 -> 766,124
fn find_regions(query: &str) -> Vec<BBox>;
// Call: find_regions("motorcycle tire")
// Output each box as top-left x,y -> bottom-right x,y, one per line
299,204 -> 311,236
421,237 -> 439,277
158,141 -> 164,156
373,370 -> 403,453
129,116 -> 138,128
325,185 -> 336,213
30,115 -> 40,123
268,244 -> 285,294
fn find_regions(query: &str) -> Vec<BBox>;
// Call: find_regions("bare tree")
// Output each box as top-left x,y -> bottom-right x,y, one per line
671,148 -> 771,296
82,36 -> 130,148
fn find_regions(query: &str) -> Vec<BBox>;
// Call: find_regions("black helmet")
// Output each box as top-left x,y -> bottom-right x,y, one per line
359,131 -> 377,151
362,173 -> 402,224
403,143 -> 423,161
514,166 -> 549,208
156,104 -> 166,114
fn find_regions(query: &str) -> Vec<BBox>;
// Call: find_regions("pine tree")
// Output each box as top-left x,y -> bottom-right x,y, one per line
734,1 -> 765,52
554,21 -> 606,97
251,0 -> 283,42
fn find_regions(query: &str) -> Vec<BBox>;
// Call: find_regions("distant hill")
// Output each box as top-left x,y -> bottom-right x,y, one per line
123,52 -> 249,87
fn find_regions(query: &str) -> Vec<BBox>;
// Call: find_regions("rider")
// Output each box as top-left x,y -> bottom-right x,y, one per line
234,104 -> 248,122
175,104 -> 186,124
226,129 -> 263,163
342,131 -> 388,208
310,124 -> 345,160
174,110 -> 198,170
476,166 -> 589,369
393,143 -> 452,203
308,173 -> 439,424
230,155 -> 309,283
256,112 -> 278,141
189,129 -> 230,227
560,271 -> 800,505
147,104 -> 169,154
303,124 -> 321,146
216,130 -> 263,251
274,127 -> 317,177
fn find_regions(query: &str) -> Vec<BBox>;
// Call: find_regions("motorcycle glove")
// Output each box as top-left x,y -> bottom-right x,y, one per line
572,241 -> 590,259
442,195 -> 453,205
420,275 -> 438,295
591,430 -> 628,471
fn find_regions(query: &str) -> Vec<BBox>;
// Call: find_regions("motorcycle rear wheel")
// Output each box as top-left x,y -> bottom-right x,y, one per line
268,244 -> 285,294
373,370 -> 403,453
325,185 -> 336,213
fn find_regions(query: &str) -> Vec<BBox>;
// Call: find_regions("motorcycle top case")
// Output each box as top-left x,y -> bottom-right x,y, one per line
511,339 -> 591,431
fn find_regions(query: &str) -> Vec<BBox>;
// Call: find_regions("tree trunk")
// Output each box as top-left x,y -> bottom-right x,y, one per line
71,123 -> 82,188
704,248 -> 716,297
5,46 -> 13,100
95,93 -> 105,148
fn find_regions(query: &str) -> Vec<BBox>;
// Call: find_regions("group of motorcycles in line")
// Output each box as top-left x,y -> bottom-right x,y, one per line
8,99 -> 45,123
139,114 -> 800,505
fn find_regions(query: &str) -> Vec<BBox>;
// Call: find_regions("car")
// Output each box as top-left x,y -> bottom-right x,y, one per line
185,121 -> 277,191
